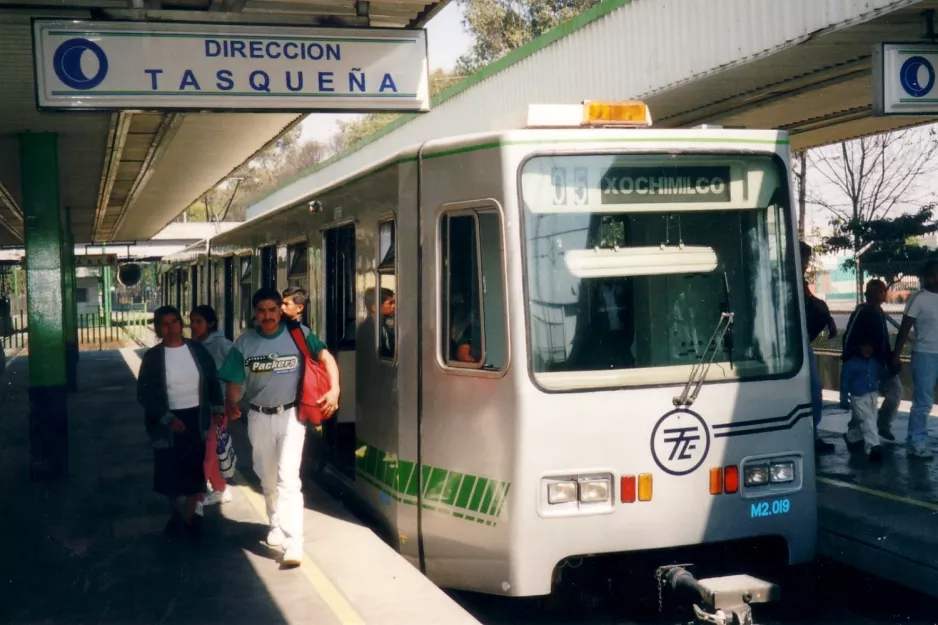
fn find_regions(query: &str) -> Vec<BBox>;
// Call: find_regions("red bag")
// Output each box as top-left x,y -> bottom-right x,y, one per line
288,323 -> 333,425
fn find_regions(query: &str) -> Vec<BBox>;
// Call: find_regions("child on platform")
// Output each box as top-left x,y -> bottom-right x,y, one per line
840,339 -> 888,463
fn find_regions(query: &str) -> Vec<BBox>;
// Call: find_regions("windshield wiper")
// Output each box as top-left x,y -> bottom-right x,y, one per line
673,310 -> 734,408
721,271 -> 734,370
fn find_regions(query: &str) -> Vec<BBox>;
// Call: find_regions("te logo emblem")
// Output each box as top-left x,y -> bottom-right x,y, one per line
651,409 -> 711,476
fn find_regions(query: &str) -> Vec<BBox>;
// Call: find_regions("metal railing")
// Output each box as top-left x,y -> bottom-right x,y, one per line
1,308 -> 155,352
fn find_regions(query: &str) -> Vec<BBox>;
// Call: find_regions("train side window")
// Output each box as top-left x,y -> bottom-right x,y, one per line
376,219 -> 396,360
440,208 -> 506,370
260,246 -> 277,289
325,225 -> 356,351
239,255 -> 252,332
287,241 -> 310,326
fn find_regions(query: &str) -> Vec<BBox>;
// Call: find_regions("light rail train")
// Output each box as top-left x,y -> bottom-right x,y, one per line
161,101 -> 816,623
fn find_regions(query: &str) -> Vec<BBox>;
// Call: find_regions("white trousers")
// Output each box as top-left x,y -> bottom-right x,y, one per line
846,392 -> 880,452
247,407 -> 307,550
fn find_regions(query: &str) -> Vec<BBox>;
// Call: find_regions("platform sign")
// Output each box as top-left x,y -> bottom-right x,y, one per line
873,43 -> 938,116
75,254 -> 117,268
32,19 -> 430,112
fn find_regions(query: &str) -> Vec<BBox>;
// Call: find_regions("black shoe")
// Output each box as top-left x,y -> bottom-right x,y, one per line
878,428 -> 896,442
186,514 -> 203,540
869,446 -> 884,462
163,513 -> 184,540
843,434 -> 864,453
815,438 -> 835,454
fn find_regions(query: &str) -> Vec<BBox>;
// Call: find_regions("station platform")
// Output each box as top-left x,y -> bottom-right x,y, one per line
816,391 -> 938,600
0,349 -> 481,625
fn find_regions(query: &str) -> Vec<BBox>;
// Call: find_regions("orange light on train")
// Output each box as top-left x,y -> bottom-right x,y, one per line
638,473 -> 653,502
709,467 -> 723,495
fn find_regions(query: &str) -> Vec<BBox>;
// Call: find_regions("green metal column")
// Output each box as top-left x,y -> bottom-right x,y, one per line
20,132 -> 68,481
102,244 -> 112,327
62,208 -> 78,392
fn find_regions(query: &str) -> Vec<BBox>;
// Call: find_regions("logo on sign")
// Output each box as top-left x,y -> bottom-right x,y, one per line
900,55 -> 935,98
650,409 -> 711,476
53,38 -> 109,90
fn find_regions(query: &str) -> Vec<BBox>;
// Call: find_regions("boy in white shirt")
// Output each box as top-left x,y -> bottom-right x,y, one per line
893,259 -> 938,459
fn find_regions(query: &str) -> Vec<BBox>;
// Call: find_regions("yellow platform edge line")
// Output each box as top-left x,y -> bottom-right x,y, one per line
817,476 -> 938,513
233,469 -> 366,625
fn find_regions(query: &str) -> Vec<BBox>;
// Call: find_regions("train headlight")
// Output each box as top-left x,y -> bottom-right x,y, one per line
578,477 -> 611,503
744,465 -> 769,487
547,481 -> 578,504
769,461 -> 795,483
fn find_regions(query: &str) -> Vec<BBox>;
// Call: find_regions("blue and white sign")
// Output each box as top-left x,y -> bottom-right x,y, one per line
874,43 -> 938,116
33,20 -> 430,111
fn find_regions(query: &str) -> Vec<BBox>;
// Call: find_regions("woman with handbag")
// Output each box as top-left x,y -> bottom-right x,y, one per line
190,305 -> 236,507
137,306 -> 224,540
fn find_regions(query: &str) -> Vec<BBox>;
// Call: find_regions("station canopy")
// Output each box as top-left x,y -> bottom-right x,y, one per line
0,0 -> 447,246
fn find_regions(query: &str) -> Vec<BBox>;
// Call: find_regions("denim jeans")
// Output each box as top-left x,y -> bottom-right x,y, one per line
807,344 -> 823,430
909,351 -> 938,446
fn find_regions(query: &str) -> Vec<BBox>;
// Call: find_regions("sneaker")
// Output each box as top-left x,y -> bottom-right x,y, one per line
878,428 -> 896,442
907,443 -> 934,459
203,489 -> 233,506
815,438 -> 835,454
282,546 -> 303,567
194,501 -> 204,517
843,434 -> 864,453
868,446 -> 884,462
267,526 -> 286,547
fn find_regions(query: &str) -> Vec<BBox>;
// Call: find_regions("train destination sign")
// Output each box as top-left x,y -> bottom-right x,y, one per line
599,167 -> 732,204
32,20 -> 430,111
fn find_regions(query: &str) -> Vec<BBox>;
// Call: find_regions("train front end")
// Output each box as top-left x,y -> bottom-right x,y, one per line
503,103 -> 816,615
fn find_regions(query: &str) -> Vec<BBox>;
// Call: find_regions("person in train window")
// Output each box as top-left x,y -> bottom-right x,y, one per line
450,294 -> 480,363
190,305 -> 235,509
365,287 -> 396,358
137,306 -> 225,541
218,287 -> 341,567
840,279 -> 902,444
893,259 -> 938,460
281,287 -> 307,325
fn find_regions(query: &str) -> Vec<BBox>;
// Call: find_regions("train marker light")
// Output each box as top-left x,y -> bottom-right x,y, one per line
621,475 -> 636,503
769,461 -> 795,483
709,467 -> 723,495
743,465 -> 768,487
724,465 -> 739,494
547,481 -> 577,504
525,100 -> 653,129
578,477 -> 611,503
638,473 -> 653,501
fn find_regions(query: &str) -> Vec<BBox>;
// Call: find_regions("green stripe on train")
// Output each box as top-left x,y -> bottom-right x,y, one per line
354,439 -> 510,527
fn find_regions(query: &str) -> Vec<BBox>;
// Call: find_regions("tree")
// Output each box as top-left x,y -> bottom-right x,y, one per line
455,0 -> 601,73
792,151 -> 807,239
332,69 -> 463,154
826,204 -> 938,288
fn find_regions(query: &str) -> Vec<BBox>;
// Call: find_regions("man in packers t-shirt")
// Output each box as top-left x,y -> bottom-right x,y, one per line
219,287 -> 340,566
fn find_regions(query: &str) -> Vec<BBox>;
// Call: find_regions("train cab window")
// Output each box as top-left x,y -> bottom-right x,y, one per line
325,225 -> 356,350
376,219 -> 396,360
239,256 -> 253,332
440,209 -> 507,370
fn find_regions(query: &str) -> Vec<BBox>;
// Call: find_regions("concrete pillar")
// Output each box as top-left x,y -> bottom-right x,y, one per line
62,207 -> 78,392
20,132 -> 68,481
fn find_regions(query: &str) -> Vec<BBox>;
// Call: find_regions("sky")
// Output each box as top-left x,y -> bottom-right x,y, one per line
298,2 -> 474,146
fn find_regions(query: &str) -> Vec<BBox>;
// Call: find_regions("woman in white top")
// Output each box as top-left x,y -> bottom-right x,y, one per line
137,306 -> 224,539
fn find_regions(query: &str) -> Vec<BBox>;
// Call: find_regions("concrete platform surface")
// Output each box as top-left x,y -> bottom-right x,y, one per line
0,349 -> 481,625
817,392 -> 938,599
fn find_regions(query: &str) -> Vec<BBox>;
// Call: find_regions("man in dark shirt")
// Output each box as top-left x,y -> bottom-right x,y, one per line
801,242 -> 837,454
841,279 -> 902,442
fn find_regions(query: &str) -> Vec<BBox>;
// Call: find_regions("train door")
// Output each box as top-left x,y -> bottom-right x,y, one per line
223,257 -> 235,340
286,240 -> 309,326
238,255 -> 253,336
323,224 -> 358,477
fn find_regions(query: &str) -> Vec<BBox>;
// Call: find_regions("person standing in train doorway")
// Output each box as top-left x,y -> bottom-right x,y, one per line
800,241 -> 837,454
281,287 -> 308,326
892,259 -> 938,460
218,287 -> 341,566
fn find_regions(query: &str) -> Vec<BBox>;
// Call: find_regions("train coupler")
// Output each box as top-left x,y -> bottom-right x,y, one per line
656,565 -> 780,625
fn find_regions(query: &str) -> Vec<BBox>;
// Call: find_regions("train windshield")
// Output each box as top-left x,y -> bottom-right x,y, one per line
519,152 -> 802,391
